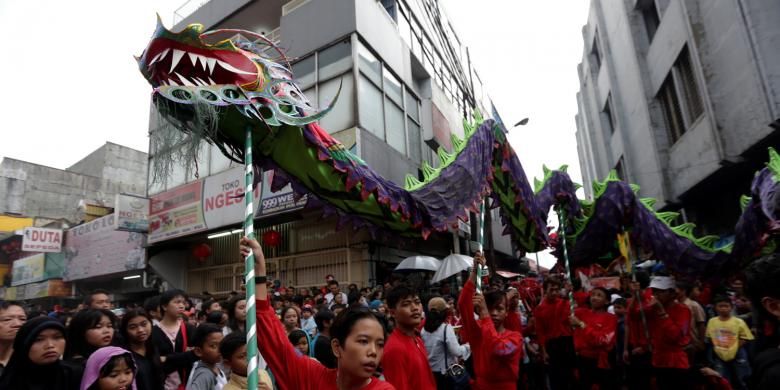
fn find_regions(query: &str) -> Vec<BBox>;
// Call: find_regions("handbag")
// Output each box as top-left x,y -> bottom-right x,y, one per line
443,324 -> 471,388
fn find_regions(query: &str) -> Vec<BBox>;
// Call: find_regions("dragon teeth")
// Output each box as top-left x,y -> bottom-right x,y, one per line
206,58 -> 217,75
167,78 -> 179,86
187,52 -> 199,67
217,59 -> 255,75
175,73 -> 196,86
169,49 -> 185,73
208,77 -> 217,85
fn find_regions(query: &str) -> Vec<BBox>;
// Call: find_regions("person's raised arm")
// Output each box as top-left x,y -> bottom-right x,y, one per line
241,236 -> 325,389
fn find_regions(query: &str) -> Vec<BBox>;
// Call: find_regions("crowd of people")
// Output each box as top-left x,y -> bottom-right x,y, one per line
0,237 -> 779,389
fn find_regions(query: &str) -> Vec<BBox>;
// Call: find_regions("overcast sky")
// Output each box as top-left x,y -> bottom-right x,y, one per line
0,0 -> 590,266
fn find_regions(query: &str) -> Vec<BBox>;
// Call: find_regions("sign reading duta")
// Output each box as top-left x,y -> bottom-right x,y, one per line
63,214 -> 146,281
115,194 -> 149,232
21,227 -> 62,253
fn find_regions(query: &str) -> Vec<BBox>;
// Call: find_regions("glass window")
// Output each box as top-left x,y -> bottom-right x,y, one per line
318,73 -> 355,133
209,143 -> 233,174
359,74 -> 385,139
383,66 -> 403,105
358,42 -> 382,86
292,55 -> 315,90
397,7 -> 412,48
407,118 -> 421,162
168,151 -> 186,189
318,40 -> 352,81
385,97 -> 406,155
405,90 -> 419,122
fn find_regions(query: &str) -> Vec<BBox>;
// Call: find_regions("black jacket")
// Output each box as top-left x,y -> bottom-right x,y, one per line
151,322 -> 198,385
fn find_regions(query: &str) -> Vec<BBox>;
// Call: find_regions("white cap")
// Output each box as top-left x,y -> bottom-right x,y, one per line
649,276 -> 675,290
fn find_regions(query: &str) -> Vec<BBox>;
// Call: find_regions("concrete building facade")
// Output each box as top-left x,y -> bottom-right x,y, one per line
148,0 -> 513,295
575,0 -> 780,235
0,142 -> 148,224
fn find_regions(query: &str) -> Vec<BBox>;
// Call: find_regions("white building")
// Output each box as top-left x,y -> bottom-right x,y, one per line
575,0 -> 780,235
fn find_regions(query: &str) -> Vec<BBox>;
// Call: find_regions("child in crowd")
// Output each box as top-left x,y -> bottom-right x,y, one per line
458,252 -> 523,390
186,323 -> 227,390
289,329 -> 311,357
570,287 -> 617,390
612,297 -> 628,386
706,295 -> 754,389
533,276 -> 575,390
220,332 -> 273,390
301,305 -> 317,336
80,346 -> 137,390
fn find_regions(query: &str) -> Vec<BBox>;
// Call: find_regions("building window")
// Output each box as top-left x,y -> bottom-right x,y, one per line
358,74 -> 385,139
658,75 -> 686,143
590,33 -> 602,73
640,0 -> 660,42
657,45 -> 704,145
318,73 -> 355,132
615,156 -> 628,181
602,93 -> 616,135
675,46 -> 704,124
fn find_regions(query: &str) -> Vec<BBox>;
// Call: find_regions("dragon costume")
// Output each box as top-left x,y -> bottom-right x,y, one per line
137,20 -> 779,278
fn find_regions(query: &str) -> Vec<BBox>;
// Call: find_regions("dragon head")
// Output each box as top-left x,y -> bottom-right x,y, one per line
137,17 -> 336,134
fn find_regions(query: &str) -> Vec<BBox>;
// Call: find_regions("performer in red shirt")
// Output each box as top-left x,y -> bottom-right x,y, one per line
632,275 -> 691,389
383,284 -> 436,390
533,276 -> 575,390
624,272 -> 653,390
458,252 -> 522,390
240,237 -> 395,390
570,287 -> 618,390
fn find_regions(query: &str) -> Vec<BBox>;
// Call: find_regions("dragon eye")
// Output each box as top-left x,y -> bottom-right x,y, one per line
199,90 -> 219,102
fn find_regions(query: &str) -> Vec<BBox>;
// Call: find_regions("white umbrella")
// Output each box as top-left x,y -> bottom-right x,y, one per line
431,254 -> 474,283
395,256 -> 441,272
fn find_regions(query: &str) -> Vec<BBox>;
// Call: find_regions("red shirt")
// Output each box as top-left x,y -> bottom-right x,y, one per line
255,299 -> 395,390
533,295 -> 572,346
626,289 -> 653,349
572,308 -> 617,368
630,299 -> 691,369
573,291 -> 590,308
383,329 -> 436,390
458,279 -> 523,390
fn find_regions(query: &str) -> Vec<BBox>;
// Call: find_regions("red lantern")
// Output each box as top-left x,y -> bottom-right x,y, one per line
262,230 -> 281,247
192,243 -> 212,261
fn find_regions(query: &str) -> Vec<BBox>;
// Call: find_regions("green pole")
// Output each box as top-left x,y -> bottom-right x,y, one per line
557,207 -> 575,314
476,200 -> 486,293
243,126 -> 259,390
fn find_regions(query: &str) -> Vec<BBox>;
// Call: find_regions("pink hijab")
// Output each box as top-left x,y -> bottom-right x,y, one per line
80,346 -> 138,390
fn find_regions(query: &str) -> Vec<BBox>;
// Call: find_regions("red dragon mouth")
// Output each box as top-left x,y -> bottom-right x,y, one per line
143,38 -> 260,88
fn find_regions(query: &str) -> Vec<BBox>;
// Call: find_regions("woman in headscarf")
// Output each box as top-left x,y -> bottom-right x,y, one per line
80,346 -> 137,390
0,316 -> 83,390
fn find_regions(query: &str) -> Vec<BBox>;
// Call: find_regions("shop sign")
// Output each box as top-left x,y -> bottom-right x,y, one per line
257,170 -> 307,217
148,181 -> 205,243
148,167 -> 306,244
115,194 -> 149,232
63,214 -> 146,281
202,167 -> 261,230
12,279 -> 71,300
21,227 -> 62,252
11,253 -> 45,286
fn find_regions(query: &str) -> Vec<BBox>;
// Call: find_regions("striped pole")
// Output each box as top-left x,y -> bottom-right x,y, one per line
557,206 -> 576,314
243,126 -> 259,390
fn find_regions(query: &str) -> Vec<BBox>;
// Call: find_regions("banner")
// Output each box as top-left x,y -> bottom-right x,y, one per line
147,168 -> 306,244
202,167 -> 261,229
148,181 -> 205,243
21,227 -> 62,253
11,253 -> 45,286
257,170 -> 307,217
11,279 -> 72,300
115,194 -> 149,232
63,214 -> 146,281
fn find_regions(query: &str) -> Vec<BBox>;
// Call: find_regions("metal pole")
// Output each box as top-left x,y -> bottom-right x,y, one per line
476,200 -> 486,293
557,207 -> 575,314
243,126 -> 259,389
